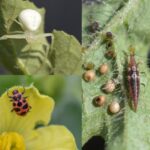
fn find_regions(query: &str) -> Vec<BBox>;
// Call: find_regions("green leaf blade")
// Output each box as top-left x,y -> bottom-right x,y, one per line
82,0 -> 150,149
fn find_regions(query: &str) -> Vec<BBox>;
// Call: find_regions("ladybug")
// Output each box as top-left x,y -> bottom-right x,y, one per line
7,88 -> 31,116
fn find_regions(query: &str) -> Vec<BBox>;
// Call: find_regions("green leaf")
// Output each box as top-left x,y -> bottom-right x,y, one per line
50,30 -> 82,75
82,0 -> 127,46
82,0 -> 150,149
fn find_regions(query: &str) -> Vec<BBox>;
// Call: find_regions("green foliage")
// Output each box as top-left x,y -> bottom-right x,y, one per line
0,0 -> 82,75
50,30 -> 82,75
0,75 -> 65,99
82,0 -> 150,149
51,76 -> 82,149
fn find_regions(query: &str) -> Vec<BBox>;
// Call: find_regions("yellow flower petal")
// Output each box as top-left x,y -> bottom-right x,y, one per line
25,125 -> 77,150
0,86 -> 54,135
0,132 -> 26,150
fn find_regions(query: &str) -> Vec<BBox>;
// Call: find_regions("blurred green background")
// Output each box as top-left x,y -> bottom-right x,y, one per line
0,75 -> 81,149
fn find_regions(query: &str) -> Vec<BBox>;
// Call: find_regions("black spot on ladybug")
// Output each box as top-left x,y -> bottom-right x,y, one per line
13,103 -> 16,106
14,108 -> 20,112
23,104 -> 28,109
18,94 -> 21,99
13,96 -> 18,101
17,102 -> 22,107
23,99 -> 26,103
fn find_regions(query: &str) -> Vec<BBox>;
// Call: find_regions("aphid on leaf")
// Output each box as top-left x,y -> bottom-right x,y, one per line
105,50 -> 116,59
7,87 -> 31,116
106,32 -> 113,39
94,95 -> 106,107
109,101 -> 120,114
103,80 -> 116,93
88,21 -> 100,33
128,47 -> 140,111
83,70 -> 96,82
83,62 -> 95,70
99,63 -> 109,75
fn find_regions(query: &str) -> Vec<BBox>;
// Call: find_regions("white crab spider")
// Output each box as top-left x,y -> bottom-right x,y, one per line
0,9 -> 53,42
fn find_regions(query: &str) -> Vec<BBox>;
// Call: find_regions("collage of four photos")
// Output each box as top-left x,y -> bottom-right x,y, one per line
0,0 -> 150,150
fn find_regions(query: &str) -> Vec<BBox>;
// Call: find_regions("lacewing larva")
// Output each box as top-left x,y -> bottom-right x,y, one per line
128,47 -> 140,111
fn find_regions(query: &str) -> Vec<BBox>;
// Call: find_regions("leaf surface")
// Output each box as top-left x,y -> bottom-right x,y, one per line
82,0 -> 150,149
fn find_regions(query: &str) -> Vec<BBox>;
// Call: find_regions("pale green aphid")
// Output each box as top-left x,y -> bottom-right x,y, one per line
0,9 -> 53,43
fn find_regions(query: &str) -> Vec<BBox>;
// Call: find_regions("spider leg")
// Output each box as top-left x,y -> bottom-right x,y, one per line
0,34 -> 26,40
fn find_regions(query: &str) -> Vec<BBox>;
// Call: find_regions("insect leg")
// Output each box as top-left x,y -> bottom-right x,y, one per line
11,108 -> 14,112
7,90 -> 13,98
22,87 -> 25,95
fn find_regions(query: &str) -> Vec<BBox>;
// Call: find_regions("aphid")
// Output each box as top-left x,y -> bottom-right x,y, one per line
106,32 -> 113,39
99,64 -> 109,74
109,101 -> 120,114
7,88 -> 31,116
83,70 -> 96,82
106,40 -> 113,49
128,47 -> 140,111
102,31 -> 114,47
103,80 -> 116,93
88,21 -> 100,33
105,50 -> 116,59
94,95 -> 106,106
83,62 -> 95,70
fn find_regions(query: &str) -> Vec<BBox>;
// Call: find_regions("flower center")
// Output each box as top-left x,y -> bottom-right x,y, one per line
0,132 -> 26,150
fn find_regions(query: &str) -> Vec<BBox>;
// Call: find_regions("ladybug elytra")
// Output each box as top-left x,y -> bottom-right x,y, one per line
7,87 -> 31,116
